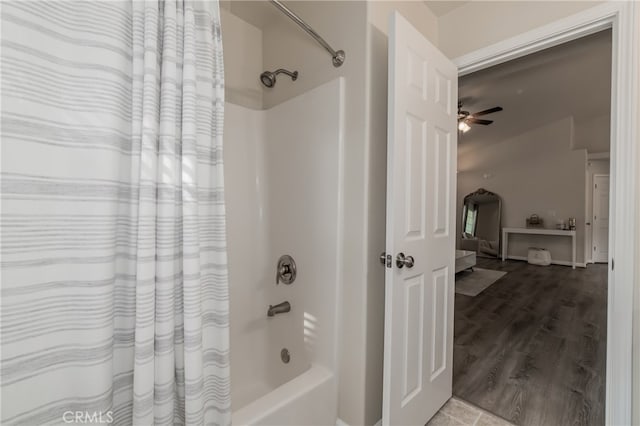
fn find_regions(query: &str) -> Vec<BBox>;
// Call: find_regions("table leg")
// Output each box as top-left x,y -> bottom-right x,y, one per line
572,234 -> 576,269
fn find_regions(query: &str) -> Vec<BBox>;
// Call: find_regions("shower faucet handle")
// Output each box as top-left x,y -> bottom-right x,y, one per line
276,255 -> 297,285
280,264 -> 292,277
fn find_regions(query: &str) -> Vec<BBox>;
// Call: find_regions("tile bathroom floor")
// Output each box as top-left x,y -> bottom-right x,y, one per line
426,397 -> 514,426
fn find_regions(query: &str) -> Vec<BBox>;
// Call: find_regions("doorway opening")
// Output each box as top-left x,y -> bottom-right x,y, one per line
451,29 -> 612,426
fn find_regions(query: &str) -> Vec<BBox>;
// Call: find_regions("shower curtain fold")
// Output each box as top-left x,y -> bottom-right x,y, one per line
1,1 -> 230,425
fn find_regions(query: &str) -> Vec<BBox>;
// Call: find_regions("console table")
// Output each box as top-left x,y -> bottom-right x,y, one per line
502,227 -> 576,269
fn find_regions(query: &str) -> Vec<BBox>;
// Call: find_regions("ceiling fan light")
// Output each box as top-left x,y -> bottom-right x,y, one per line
458,121 -> 471,133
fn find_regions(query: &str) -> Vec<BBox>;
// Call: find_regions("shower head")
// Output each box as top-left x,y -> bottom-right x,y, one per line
260,69 -> 298,88
260,72 -> 276,88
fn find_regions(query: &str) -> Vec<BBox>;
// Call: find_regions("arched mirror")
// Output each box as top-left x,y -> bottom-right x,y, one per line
460,188 -> 502,258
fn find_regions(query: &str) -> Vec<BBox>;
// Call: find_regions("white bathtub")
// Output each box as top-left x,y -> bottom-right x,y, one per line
232,365 -> 336,426
224,79 -> 344,426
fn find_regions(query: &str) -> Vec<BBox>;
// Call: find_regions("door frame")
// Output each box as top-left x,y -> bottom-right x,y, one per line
592,173 -> 610,263
453,3 -> 638,424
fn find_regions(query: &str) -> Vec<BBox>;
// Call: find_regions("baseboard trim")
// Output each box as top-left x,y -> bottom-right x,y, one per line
506,255 -> 586,268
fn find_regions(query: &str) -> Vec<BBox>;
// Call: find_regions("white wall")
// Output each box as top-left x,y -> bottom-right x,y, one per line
458,117 -> 587,265
635,113 -> 640,425
634,6 -> 640,422
364,13 -> 388,425
369,1 -> 438,46
573,114 -> 610,154
437,1 -> 605,59
585,159 -> 610,264
220,9 -> 263,109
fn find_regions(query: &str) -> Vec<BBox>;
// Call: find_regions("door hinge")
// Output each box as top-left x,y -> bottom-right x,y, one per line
594,246 -> 596,251
611,258 -> 614,271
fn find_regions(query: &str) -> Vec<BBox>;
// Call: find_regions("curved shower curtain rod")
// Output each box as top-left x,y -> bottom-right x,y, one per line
268,0 -> 345,67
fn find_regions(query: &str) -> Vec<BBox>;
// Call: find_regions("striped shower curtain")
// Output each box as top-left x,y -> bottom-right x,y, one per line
1,1 -> 230,425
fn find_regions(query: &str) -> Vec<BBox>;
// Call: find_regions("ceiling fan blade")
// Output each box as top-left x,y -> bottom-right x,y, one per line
467,118 -> 493,125
473,106 -> 503,116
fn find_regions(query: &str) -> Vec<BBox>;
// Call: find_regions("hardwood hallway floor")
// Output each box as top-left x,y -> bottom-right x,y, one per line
453,259 -> 607,426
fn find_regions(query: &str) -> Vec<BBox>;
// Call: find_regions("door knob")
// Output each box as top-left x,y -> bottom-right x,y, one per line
395,252 -> 415,268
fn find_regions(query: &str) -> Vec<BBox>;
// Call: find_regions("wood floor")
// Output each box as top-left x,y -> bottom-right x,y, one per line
453,259 -> 607,426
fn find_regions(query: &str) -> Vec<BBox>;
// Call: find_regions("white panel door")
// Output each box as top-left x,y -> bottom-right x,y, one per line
593,175 -> 610,263
382,11 -> 457,426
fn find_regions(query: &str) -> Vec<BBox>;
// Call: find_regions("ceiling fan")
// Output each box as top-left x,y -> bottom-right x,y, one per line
457,101 -> 503,133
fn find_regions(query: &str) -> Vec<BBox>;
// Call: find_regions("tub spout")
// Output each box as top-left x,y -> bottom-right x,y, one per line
267,301 -> 291,317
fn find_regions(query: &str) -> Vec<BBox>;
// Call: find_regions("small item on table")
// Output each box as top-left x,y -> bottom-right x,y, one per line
526,214 -> 544,229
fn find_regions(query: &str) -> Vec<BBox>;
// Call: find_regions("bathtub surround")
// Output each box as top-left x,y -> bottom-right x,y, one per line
225,78 -> 343,425
1,2 -> 230,424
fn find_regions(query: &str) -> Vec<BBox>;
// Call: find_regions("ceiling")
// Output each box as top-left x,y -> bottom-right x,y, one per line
228,0 -> 472,28
458,29 -> 612,152
221,0 -> 279,30
424,1 -> 470,17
